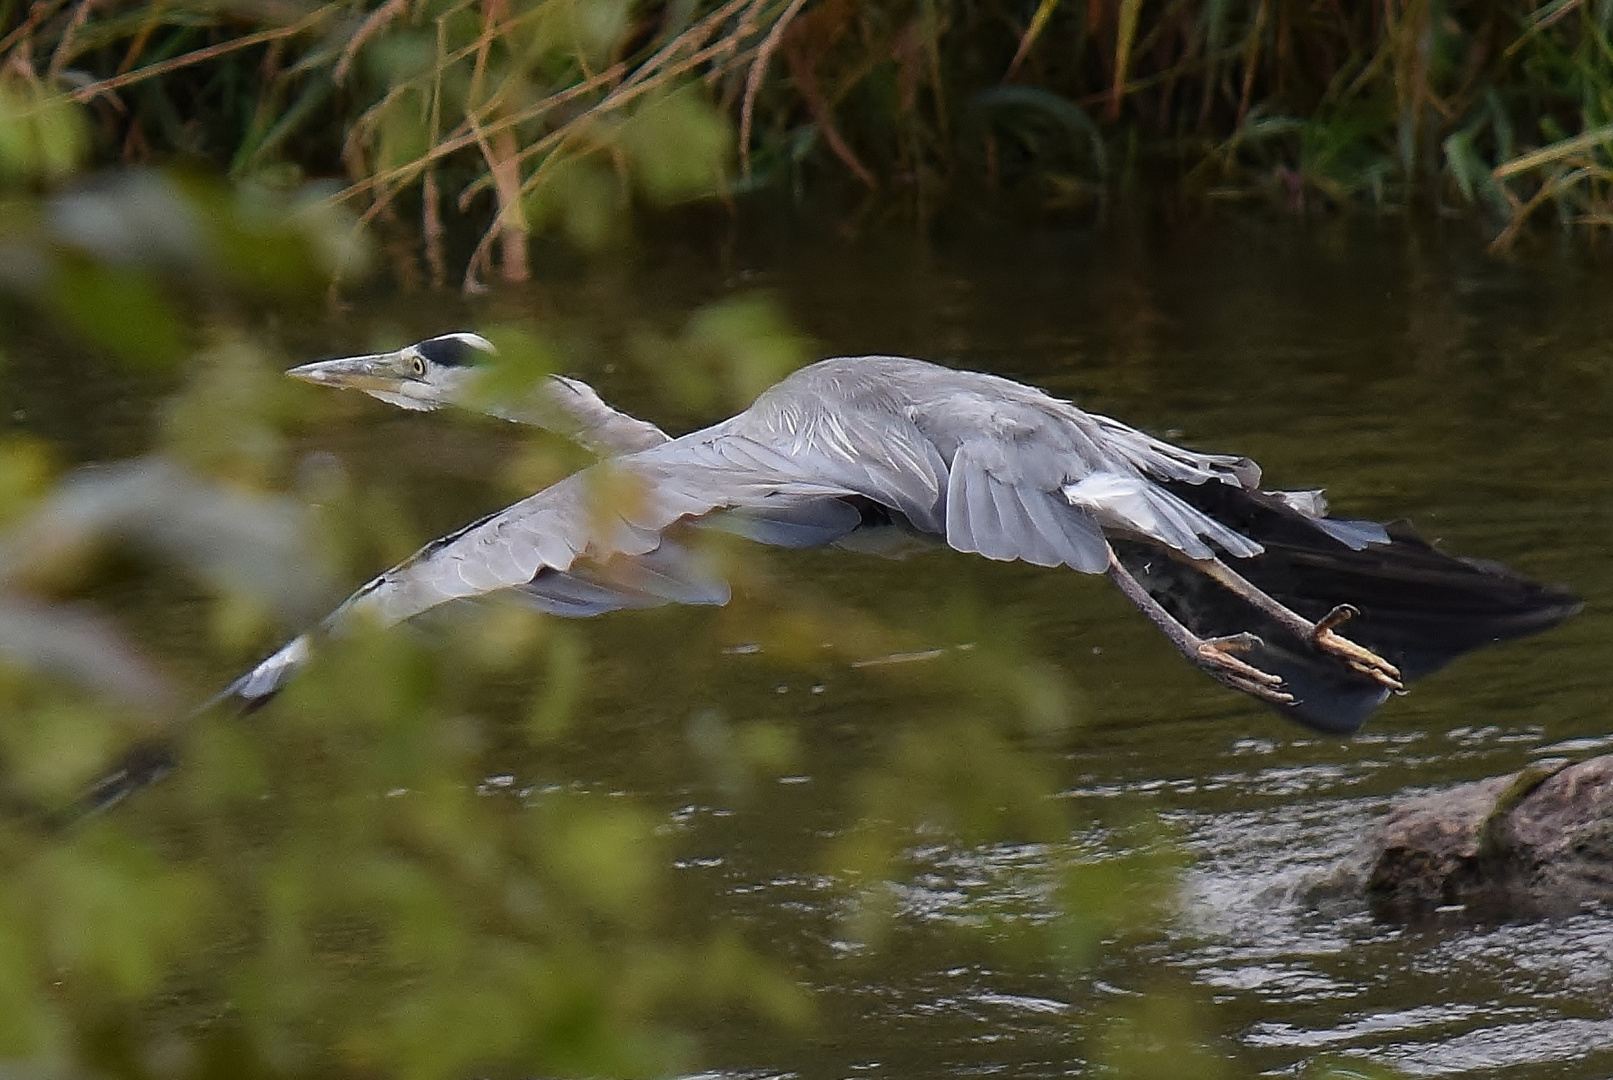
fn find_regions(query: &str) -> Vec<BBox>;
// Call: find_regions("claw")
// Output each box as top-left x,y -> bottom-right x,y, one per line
1177,556 -> 1407,696
1316,604 -> 1359,634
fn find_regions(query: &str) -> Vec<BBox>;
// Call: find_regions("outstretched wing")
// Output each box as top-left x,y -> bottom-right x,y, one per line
217,430 -> 861,710
334,436 -> 857,629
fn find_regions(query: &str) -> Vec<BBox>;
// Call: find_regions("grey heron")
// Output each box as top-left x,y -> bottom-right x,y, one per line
64,333 -> 1579,822
249,333 -> 1575,731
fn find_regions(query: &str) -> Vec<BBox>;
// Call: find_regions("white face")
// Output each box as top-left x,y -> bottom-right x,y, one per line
286,332 -> 497,410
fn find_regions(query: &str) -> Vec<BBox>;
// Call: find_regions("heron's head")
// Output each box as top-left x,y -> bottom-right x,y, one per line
286,332 -> 495,411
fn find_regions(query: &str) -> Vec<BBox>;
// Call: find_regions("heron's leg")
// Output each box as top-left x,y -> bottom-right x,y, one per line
1178,553 -> 1404,691
1105,550 -> 1294,706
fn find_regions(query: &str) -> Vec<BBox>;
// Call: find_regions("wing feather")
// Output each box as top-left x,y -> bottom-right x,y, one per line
335,440 -> 856,630
737,398 -> 948,533
712,498 -> 863,548
1017,484 -> 1108,571
945,441 -> 1108,570
518,541 -> 730,617
519,573 -> 655,617
1084,412 -> 1262,488
986,473 -> 1052,565
1063,473 -> 1263,560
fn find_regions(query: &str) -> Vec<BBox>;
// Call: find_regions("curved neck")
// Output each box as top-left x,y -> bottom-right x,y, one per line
486,375 -> 671,456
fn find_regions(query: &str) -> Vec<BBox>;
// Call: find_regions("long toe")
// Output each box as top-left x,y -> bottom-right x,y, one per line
1196,637 -> 1295,705
1313,628 -> 1404,691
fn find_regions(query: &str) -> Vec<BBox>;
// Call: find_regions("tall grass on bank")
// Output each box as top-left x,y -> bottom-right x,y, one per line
6,0 -> 1613,285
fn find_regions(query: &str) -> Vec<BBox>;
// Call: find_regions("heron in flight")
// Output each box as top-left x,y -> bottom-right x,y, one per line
65,333 -> 1578,821
224,332 -> 1571,732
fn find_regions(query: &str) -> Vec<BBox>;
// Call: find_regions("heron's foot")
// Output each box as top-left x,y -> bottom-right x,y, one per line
1310,604 -> 1404,691
1195,633 -> 1294,706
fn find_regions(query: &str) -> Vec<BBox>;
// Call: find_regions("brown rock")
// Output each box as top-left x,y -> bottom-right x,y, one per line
1325,755 -> 1613,921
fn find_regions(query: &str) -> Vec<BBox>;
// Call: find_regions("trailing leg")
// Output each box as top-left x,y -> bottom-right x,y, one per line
1105,549 -> 1295,706
1175,552 -> 1404,691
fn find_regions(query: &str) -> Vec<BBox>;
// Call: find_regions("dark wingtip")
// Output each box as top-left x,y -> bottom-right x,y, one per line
38,634 -> 313,830
41,739 -> 180,831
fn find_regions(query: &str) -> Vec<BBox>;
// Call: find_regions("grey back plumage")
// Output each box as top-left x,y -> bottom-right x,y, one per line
728,356 -> 1264,568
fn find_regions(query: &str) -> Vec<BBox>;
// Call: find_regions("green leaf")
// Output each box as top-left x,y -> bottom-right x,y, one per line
525,154 -> 625,250
0,84 -> 88,185
619,86 -> 732,204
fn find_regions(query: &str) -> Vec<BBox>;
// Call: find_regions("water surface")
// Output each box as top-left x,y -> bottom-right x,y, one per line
15,218 -> 1613,1078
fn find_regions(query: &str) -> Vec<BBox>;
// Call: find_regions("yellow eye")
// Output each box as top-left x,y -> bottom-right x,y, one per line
411,355 -> 426,377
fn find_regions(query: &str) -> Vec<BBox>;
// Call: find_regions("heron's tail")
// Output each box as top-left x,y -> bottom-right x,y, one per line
1122,482 -> 1581,734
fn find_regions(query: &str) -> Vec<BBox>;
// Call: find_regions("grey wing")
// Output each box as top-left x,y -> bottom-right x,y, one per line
1059,411 -> 1266,559
1062,472 -> 1264,560
707,499 -> 867,548
215,632 -> 312,711
335,438 -> 858,629
217,430 -> 865,710
1080,418 -> 1383,556
938,423 -> 1262,571
737,394 -> 950,534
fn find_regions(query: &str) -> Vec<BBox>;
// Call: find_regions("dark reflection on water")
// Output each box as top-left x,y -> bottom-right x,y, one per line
13,218 -> 1613,1078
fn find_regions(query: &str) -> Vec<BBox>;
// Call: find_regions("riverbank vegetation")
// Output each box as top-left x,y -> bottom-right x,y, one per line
6,0 -> 1613,287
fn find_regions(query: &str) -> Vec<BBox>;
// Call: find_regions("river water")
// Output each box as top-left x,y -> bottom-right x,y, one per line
16,217 -> 1613,1077
640,220 -> 1613,1079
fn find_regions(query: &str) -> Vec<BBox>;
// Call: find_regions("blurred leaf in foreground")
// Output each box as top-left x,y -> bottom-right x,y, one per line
0,456 -> 332,623
0,83 -> 87,186
635,293 -> 813,415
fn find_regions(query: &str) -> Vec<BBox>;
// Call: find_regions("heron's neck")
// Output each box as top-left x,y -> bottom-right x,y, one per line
482,375 -> 671,457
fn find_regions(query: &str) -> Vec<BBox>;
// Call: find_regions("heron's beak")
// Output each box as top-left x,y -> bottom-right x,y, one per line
286,352 -> 403,394
287,351 -> 442,411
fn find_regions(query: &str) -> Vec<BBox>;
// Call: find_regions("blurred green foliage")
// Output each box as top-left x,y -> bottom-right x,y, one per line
0,80 -> 86,184
0,84 -> 808,1076
0,59 -> 1409,1080
632,293 -> 812,414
